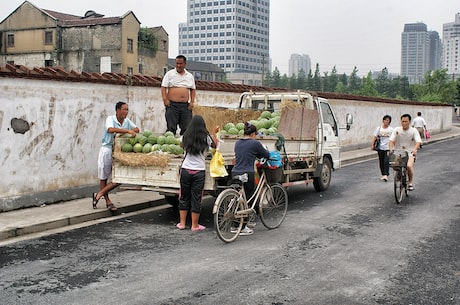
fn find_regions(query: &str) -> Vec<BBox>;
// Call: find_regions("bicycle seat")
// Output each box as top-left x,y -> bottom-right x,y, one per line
233,173 -> 248,183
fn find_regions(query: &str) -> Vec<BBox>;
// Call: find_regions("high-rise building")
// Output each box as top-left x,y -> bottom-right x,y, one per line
442,13 -> 460,80
401,22 -> 442,84
288,54 -> 311,77
178,0 -> 270,85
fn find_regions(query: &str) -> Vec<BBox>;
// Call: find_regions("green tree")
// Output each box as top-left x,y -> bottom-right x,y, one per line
358,72 -> 378,96
306,69 -> 314,90
413,69 -> 457,103
388,76 -> 412,100
138,27 -> 158,52
322,72 -> 330,92
296,69 -> 307,90
272,67 -> 282,87
264,70 -> 273,87
348,67 -> 361,93
328,66 -> 339,93
338,73 -> 348,93
312,63 -> 322,91
376,67 -> 390,97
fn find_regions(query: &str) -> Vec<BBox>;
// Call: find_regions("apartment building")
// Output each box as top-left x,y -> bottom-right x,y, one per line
178,0 -> 270,85
288,54 -> 311,77
442,13 -> 460,80
401,22 -> 442,84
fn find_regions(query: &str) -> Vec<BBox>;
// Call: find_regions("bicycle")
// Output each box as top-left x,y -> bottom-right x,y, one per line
212,164 -> 288,243
389,149 -> 409,204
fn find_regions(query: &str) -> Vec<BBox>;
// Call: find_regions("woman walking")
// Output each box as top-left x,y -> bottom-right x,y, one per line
176,115 -> 217,231
371,115 -> 393,181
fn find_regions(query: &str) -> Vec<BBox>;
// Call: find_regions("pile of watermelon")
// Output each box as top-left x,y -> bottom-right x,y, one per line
121,131 -> 184,156
220,110 -> 280,136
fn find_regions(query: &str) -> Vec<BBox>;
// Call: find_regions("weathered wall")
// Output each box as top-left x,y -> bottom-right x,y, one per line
0,76 -> 452,211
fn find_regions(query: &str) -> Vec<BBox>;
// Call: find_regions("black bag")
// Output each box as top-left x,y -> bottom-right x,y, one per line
373,127 -> 381,151
373,137 -> 380,151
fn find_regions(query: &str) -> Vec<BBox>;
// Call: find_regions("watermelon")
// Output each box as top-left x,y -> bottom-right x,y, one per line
227,127 -> 239,135
236,122 -> 245,130
128,137 -> 137,146
142,130 -> 153,138
164,131 -> 175,138
260,110 -> 271,119
157,135 -> 166,145
147,135 -> 157,144
121,143 -> 133,152
142,143 -> 153,153
137,135 -> 148,146
133,143 -> 143,153
165,135 -> 176,145
224,122 -> 235,131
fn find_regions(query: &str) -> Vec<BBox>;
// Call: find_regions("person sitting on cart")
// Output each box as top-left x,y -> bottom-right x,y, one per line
388,113 -> 422,191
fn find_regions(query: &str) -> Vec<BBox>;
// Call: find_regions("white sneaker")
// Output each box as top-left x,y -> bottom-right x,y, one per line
239,227 -> 254,236
230,226 -> 254,235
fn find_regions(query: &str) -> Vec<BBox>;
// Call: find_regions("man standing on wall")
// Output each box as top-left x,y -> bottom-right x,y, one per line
161,55 -> 196,135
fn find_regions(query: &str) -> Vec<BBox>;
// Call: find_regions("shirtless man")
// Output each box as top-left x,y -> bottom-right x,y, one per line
161,55 -> 196,135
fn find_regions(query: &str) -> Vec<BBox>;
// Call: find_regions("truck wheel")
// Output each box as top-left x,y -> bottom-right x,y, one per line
313,158 -> 332,192
164,195 -> 179,209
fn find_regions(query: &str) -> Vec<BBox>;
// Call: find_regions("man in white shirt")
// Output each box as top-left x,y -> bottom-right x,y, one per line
412,112 -> 427,145
161,55 -> 196,136
389,114 -> 422,191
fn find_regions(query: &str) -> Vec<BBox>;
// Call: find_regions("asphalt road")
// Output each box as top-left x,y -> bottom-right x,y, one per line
1,138 -> 459,305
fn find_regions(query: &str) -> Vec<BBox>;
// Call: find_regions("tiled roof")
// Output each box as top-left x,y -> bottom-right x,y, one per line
0,64 -> 445,106
43,9 -> 121,27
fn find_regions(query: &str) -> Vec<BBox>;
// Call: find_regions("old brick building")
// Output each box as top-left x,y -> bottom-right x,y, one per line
0,1 -> 168,75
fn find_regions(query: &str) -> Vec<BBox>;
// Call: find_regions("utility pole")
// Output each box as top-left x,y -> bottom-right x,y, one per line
262,54 -> 265,86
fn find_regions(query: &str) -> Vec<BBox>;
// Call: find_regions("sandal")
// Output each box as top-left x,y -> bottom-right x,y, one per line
176,223 -> 186,230
106,203 -> 118,211
92,192 -> 99,209
191,224 -> 206,232
408,184 -> 414,191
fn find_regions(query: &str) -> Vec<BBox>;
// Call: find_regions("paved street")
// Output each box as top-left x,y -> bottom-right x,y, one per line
0,137 -> 459,305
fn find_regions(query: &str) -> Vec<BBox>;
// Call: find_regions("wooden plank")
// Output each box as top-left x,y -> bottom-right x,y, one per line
278,107 -> 319,140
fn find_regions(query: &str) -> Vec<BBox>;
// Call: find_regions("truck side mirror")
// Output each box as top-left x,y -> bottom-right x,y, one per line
346,113 -> 353,131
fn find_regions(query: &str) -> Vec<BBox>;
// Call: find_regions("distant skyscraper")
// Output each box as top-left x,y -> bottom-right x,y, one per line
288,54 -> 311,77
178,0 -> 270,77
401,22 -> 442,84
442,13 -> 460,80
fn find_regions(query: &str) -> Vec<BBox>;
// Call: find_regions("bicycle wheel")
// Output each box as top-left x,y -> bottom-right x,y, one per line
259,183 -> 288,229
213,189 -> 244,243
393,169 -> 406,204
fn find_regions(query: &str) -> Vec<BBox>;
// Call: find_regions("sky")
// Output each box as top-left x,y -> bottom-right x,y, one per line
1,0 -> 458,76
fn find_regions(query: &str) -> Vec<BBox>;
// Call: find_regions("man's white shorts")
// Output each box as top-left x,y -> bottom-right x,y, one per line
98,146 -> 112,180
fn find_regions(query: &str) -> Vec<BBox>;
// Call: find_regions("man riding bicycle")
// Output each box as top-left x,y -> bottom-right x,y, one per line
389,114 -> 422,191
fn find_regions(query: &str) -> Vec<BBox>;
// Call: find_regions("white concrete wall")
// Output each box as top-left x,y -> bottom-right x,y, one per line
0,77 -> 452,210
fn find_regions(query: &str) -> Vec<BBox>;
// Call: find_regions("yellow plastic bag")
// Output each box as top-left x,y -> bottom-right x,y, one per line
210,149 -> 228,177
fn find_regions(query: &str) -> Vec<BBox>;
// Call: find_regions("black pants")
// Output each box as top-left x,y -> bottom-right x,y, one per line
165,101 -> 192,135
377,149 -> 390,176
232,172 -> 255,200
179,169 -> 205,213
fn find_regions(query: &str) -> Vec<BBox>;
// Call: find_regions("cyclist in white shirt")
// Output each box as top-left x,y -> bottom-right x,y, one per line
389,114 -> 422,191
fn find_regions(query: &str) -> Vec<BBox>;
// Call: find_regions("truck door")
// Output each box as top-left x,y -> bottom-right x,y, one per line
319,101 -> 340,168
